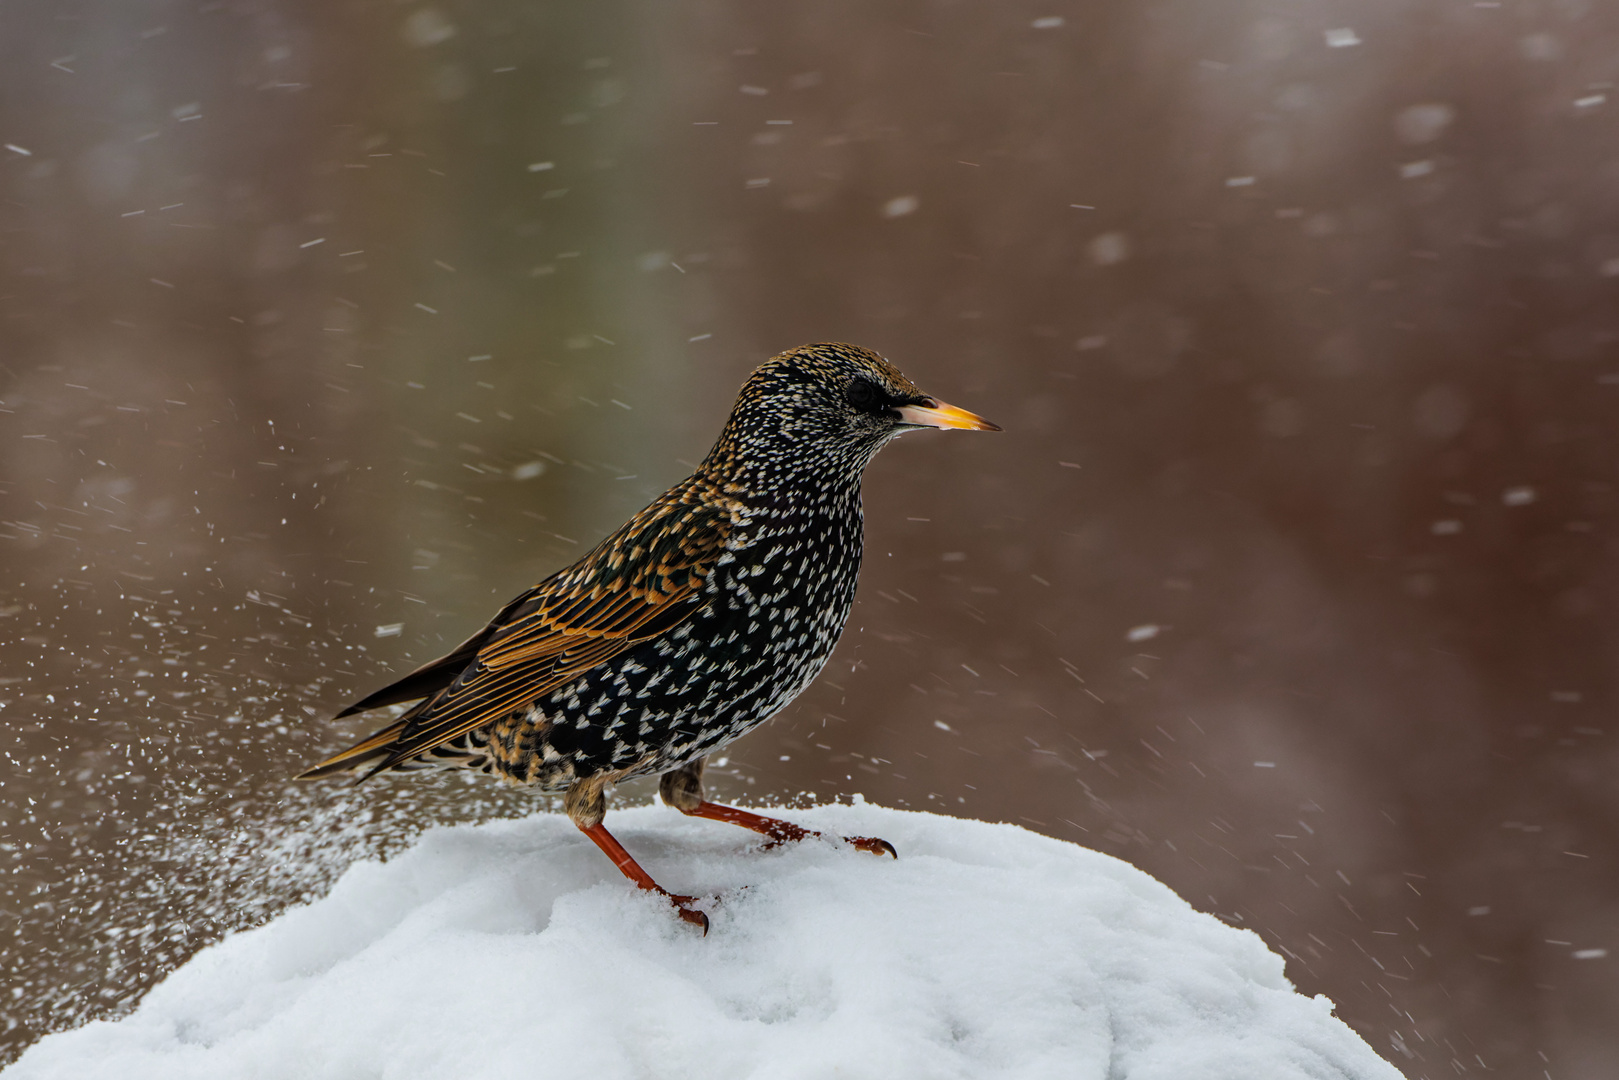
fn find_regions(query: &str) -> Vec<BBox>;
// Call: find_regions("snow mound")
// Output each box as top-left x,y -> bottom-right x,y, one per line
9,804 -> 1398,1080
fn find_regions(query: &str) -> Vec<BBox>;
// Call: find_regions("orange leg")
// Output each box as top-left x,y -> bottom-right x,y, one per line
681,801 -> 897,858
578,821 -> 709,934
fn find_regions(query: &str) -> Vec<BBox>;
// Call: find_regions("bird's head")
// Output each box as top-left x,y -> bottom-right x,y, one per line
704,342 -> 999,490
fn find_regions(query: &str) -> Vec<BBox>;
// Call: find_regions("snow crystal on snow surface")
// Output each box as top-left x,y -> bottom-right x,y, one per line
9,804 -> 1398,1080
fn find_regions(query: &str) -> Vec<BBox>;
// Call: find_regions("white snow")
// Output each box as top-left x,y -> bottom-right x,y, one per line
9,804 -> 1398,1080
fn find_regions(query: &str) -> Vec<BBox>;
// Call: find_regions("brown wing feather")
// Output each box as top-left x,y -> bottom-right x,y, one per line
297,480 -> 742,780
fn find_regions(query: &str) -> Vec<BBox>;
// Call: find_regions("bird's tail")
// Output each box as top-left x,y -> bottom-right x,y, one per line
295,706 -> 422,781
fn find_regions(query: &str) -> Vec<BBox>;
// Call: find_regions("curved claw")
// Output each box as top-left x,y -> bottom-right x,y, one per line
669,894 -> 710,935
845,835 -> 898,858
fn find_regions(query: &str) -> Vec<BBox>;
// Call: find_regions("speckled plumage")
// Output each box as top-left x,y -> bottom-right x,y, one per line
299,342 -> 997,928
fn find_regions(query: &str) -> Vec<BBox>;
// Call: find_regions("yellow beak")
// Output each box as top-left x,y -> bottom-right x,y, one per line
894,398 -> 1002,432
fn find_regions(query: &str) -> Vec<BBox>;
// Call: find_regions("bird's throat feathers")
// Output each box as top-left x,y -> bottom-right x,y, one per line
698,421 -> 887,503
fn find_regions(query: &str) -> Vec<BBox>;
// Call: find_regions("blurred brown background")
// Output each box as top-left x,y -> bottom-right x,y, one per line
3,0 -> 1617,1073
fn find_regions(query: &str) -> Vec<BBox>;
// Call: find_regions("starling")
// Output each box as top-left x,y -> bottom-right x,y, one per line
299,342 -> 998,930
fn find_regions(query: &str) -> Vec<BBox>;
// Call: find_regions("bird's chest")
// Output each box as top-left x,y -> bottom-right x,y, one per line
706,506 -> 862,674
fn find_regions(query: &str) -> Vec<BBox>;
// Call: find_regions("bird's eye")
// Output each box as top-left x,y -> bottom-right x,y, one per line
845,378 -> 884,413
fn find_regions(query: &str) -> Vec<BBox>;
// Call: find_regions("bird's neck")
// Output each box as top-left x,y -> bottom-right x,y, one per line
697,431 -> 874,512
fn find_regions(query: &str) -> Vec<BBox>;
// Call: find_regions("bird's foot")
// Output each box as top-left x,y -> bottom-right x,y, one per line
681,801 -> 898,858
665,892 -> 710,935
578,820 -> 710,934
841,835 -> 898,858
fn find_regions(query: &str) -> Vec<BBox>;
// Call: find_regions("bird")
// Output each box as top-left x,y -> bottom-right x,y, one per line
298,342 -> 998,931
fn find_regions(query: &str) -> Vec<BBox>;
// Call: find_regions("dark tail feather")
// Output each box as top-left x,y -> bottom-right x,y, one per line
333,647 -> 476,718
332,591 -> 540,718
306,592 -> 547,778
296,705 -> 424,781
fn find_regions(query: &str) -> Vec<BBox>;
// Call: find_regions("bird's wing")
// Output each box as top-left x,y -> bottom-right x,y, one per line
298,484 -> 741,779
